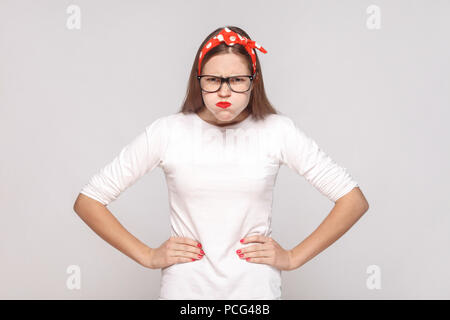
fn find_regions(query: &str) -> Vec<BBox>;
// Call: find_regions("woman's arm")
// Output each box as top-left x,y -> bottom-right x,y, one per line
73,193 -> 152,266
289,187 -> 369,270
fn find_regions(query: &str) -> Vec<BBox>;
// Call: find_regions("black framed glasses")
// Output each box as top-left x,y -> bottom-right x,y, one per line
197,74 -> 255,93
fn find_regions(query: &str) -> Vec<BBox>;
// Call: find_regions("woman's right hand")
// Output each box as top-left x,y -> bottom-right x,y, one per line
141,236 -> 205,269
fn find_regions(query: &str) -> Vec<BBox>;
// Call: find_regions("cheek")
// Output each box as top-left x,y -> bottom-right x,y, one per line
203,94 -> 215,105
239,93 -> 251,105
201,92 -> 210,103
233,92 -> 251,103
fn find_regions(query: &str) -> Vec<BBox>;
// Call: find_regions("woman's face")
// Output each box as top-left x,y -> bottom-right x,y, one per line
200,52 -> 253,125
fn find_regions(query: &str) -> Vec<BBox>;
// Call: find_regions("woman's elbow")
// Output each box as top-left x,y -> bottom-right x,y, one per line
73,193 -> 104,214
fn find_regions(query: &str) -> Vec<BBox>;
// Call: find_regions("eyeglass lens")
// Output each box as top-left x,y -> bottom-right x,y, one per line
199,76 -> 251,92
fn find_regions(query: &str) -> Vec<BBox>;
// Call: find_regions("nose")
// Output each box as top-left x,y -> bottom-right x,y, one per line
217,80 -> 232,97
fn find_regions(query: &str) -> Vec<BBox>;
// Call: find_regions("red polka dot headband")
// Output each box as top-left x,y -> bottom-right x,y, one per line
198,27 -> 268,76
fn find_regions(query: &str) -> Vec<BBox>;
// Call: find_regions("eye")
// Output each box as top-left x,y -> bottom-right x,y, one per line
230,77 -> 245,82
205,77 -> 219,82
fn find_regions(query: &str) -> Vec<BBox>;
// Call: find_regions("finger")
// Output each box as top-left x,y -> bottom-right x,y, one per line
245,257 -> 272,264
241,235 -> 268,244
174,243 -> 205,255
240,250 -> 271,259
175,236 -> 203,249
175,257 -> 197,264
171,249 -> 204,261
166,247 -> 198,264
236,244 -> 264,255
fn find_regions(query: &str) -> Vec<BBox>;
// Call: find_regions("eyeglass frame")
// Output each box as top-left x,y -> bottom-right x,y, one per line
196,73 -> 256,93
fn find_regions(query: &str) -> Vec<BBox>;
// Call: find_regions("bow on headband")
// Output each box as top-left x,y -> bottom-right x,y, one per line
198,27 -> 268,75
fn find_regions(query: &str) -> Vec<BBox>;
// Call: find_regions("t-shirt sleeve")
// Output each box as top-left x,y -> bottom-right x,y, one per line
79,116 -> 168,206
278,117 -> 359,203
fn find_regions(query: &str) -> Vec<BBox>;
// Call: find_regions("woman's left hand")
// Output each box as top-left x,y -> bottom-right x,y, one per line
236,235 -> 294,271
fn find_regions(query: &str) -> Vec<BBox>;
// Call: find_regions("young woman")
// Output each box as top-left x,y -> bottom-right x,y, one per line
73,26 -> 369,300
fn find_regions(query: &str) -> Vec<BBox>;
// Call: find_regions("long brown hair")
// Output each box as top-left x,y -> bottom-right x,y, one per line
178,26 -> 279,121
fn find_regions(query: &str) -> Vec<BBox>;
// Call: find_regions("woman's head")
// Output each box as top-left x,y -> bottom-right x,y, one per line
179,26 -> 278,122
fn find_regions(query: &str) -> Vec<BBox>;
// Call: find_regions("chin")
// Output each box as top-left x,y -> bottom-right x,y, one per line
215,111 -> 236,120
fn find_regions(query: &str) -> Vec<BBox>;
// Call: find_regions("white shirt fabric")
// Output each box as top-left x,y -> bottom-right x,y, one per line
79,111 -> 359,300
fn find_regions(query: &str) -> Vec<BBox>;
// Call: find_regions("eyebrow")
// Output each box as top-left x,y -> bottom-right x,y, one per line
203,74 -> 250,77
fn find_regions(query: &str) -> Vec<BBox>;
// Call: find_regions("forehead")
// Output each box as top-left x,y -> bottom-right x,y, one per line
202,52 -> 250,75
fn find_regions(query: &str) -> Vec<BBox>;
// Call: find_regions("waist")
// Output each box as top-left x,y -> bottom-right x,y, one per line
159,254 -> 282,299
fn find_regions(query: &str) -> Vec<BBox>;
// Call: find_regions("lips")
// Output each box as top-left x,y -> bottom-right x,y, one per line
216,101 -> 231,108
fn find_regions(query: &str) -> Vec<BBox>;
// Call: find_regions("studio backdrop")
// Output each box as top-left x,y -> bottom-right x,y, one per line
0,0 -> 449,299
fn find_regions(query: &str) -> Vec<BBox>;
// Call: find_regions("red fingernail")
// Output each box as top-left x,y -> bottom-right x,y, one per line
191,258 -> 195,261
200,250 -> 205,254
198,254 -> 202,259
240,239 -> 244,243
236,250 -> 241,254
197,243 -> 202,248
246,257 -> 250,261
239,254 -> 244,258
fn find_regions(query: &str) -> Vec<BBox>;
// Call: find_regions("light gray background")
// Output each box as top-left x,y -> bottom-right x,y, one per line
1,0 -> 449,299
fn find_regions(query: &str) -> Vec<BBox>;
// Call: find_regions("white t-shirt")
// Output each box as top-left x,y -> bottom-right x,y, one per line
79,111 -> 359,300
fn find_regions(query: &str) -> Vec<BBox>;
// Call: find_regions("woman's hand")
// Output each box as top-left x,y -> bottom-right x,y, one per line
140,236 -> 205,269
236,235 -> 294,271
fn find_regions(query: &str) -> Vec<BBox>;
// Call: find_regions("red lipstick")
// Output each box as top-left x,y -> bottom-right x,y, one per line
216,101 -> 231,108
